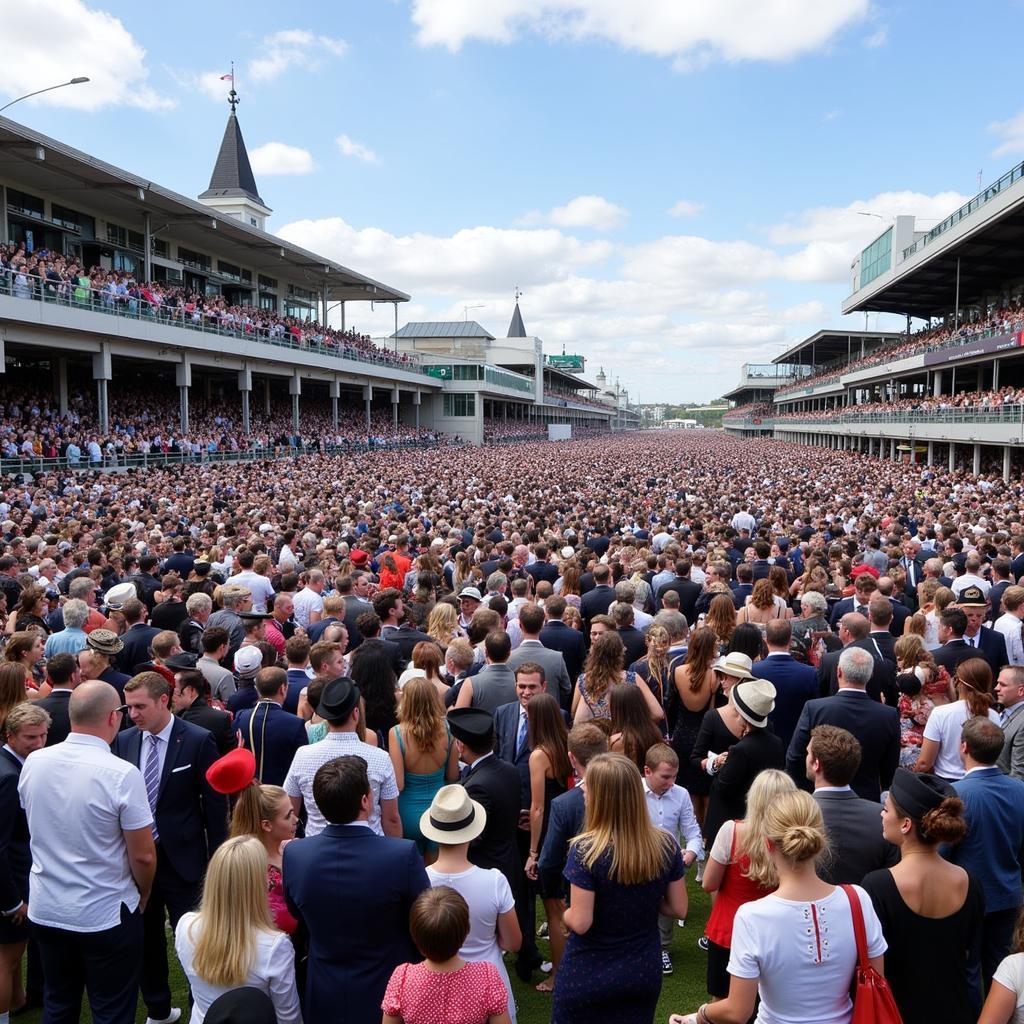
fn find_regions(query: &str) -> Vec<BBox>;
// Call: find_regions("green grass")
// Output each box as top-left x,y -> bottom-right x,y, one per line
20,888 -> 712,1022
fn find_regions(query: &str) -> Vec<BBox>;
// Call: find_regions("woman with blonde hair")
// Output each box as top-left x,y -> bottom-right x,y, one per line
425,602 -> 461,653
629,623 -> 671,722
670,626 -> 720,827
174,836 -> 301,1023
737,579 -> 788,627
552,754 -> 688,1024
397,641 -> 448,698
673,789 -> 887,1024
701,769 -> 796,1001
915,655 -> 1000,780
0,662 -> 28,736
924,585 -> 957,648
389,676 -> 459,856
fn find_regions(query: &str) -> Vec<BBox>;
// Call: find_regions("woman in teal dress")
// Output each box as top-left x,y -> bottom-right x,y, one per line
388,676 -> 460,857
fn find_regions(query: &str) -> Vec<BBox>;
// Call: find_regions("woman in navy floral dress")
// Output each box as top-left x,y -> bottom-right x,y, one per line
552,753 -> 688,1024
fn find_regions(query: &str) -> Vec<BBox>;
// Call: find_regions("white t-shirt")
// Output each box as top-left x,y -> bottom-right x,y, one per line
992,952 -> 1024,1024
922,700 -> 1001,780
174,913 -> 302,1024
426,865 -> 517,1024
292,586 -> 324,628
729,886 -> 886,1024
226,570 -> 276,613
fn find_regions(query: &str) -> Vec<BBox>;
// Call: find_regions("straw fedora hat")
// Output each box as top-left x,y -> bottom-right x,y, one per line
419,785 -> 487,845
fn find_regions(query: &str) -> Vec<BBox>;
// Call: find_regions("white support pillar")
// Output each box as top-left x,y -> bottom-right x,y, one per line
973,443 -> 982,476
413,389 -> 421,434
57,356 -> 68,415
993,358 -> 1001,392
289,371 -> 301,434
949,443 -> 956,473
176,357 -> 192,437
927,440 -> 935,466
263,377 -> 271,415
363,384 -> 372,438
1003,445 -> 1012,484
329,379 -> 341,431
92,343 -> 112,435
238,369 -> 252,436
391,386 -> 400,431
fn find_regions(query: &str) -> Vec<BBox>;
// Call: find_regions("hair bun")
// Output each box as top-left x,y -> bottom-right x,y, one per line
920,796 -> 967,844
779,823 -> 824,862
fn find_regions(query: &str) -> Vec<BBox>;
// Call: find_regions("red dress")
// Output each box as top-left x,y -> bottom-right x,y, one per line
382,961 -> 507,1024
705,820 -> 773,947
267,864 -> 298,935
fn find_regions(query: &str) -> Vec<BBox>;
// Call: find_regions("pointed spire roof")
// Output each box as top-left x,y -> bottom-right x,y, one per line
199,107 -> 266,207
507,301 -> 527,337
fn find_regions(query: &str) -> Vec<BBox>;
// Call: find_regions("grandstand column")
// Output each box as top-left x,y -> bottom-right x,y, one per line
949,443 -> 957,473
993,359 -> 1001,391
413,390 -> 421,434
176,358 -> 191,436
977,366 -> 984,391
289,371 -> 301,433
92,344 -> 111,436
238,369 -> 252,436
933,370 -> 943,397
391,387 -> 399,431
56,357 -> 68,416
927,441 -> 935,466
973,444 -> 982,476
329,380 -> 340,430
1004,446 -> 1012,484
263,377 -> 271,415
363,385 -> 372,438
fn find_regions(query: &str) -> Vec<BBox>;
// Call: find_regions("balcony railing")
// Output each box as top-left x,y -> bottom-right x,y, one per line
0,271 -> 428,375
772,405 -> 1024,427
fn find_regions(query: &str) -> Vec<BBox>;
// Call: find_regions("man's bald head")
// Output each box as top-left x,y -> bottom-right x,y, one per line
70,679 -> 121,727
839,613 -> 870,641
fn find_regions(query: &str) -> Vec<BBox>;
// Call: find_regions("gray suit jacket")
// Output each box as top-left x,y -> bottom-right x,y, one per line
469,663 -> 517,715
507,640 -> 572,709
813,788 -> 898,885
998,706 -> 1024,779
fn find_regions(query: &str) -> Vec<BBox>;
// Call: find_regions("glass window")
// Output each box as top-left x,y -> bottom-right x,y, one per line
442,393 -> 476,417
859,228 -> 892,289
178,247 -> 211,270
258,275 -> 278,291
6,189 -> 44,219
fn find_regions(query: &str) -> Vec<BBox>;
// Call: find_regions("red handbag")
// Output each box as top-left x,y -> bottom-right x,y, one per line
840,884 -> 903,1024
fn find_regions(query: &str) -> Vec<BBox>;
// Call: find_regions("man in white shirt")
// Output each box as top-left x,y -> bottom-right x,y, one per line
993,585 -> 1024,667
226,549 -> 276,613
284,677 -> 399,837
643,743 -> 702,974
292,570 -> 326,630
19,681 -> 156,1024
951,554 -> 992,598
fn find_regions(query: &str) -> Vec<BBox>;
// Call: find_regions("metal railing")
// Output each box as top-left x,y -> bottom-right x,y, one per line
769,404 -> 1024,427
0,271 -> 428,375
0,436 -> 456,477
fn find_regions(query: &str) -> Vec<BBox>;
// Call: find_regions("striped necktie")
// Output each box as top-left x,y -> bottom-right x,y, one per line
144,734 -> 161,842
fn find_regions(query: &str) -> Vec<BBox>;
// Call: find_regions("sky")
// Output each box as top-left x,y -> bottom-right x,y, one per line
4,0 -> 1024,403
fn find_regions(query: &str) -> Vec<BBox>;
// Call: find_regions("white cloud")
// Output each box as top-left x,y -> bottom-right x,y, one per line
249,142 -> 316,176
337,134 -> 380,164
990,111 -> 1024,157
543,195 -> 627,230
195,71 -> 233,101
411,0 -> 869,65
863,26 -> 888,47
0,0 -> 172,111
248,29 -> 347,83
668,199 -> 703,218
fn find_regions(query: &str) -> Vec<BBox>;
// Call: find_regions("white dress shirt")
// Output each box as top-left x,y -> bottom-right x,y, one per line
137,715 -> 176,779
642,780 -> 703,859
994,613 -> 1024,666
18,733 -> 153,931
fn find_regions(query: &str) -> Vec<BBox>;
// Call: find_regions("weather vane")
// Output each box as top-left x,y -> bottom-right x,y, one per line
514,285 -> 522,303
225,61 -> 239,114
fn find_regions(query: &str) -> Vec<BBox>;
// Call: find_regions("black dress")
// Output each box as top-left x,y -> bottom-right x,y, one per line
861,867 -> 984,1024
672,689 -> 716,798
686,707 -> 742,800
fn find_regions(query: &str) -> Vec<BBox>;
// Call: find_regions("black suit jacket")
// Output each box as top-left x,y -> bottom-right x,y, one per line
864,631 -> 897,665
786,691 -> 900,802
989,580 -> 1011,621
656,577 -> 702,623
934,630 -> 1008,676
494,701 -> 532,808
0,747 -> 30,912
540,620 -> 586,684
112,717 -> 228,883
178,698 -> 234,755
382,626 -> 435,669
341,597 -> 374,650
814,788 -> 898,885
116,622 -> 162,674
818,639 -> 897,705
462,753 -> 523,899
704,729 -> 785,846
526,561 -> 559,586
580,584 -> 616,632
828,596 -> 871,630
617,626 -> 648,667
37,689 -> 72,746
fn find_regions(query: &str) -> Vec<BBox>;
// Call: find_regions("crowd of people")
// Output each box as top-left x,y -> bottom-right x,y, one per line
775,301 -> 1024,398
3,429 -> 1024,1024
0,243 -> 413,369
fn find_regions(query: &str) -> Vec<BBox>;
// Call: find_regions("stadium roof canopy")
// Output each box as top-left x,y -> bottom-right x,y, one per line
0,115 -> 409,304
393,321 -> 494,339
772,329 -> 906,367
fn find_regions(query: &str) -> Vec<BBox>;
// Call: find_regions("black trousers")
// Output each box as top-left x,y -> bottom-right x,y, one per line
514,827 -> 540,966
141,852 -> 202,1019
34,902 -> 143,1024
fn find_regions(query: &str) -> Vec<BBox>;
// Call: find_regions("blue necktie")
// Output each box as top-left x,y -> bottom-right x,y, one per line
516,712 -> 528,757
144,734 -> 161,842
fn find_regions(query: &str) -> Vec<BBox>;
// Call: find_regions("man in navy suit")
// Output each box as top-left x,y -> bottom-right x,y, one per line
539,596 -> 586,683
525,544 -> 559,586
232,667 -> 308,786
827,573 -> 877,630
751,619 -> 817,748
115,598 -> 163,675
655,559 -> 702,623
787,647 -> 900,802
283,754 -> 428,1024
958,586 -> 1010,675
113,671 -> 227,1024
950,717 -> 1024,1004
580,563 -> 617,634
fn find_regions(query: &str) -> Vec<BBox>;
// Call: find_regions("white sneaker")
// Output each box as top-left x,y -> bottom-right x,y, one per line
146,1011 -> 181,1024
540,961 -> 553,973
677,918 -> 686,927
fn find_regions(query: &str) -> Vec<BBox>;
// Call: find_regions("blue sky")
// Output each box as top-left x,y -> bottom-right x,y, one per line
6,0 -> 1024,403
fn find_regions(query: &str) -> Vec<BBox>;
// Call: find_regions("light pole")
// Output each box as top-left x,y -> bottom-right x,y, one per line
0,77 -> 90,114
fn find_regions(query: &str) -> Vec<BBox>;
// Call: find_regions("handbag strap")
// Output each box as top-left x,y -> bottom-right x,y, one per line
840,883 -> 869,969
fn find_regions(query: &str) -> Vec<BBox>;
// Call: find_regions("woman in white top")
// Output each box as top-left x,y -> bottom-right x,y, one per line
916,656 -> 1001,780
421,785 -> 522,1022
981,910 -> 1024,1024
670,789 -> 886,1024
174,836 -> 302,1024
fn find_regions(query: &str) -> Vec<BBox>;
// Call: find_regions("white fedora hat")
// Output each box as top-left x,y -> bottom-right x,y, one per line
419,785 -> 487,845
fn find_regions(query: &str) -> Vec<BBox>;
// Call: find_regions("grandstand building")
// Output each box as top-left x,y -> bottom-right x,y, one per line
0,95 -> 634,451
723,160 -> 1024,480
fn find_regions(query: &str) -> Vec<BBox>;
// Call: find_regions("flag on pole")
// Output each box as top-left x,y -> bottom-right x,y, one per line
220,72 -> 234,81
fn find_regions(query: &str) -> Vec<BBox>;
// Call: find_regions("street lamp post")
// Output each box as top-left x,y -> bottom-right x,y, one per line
0,77 -> 90,114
